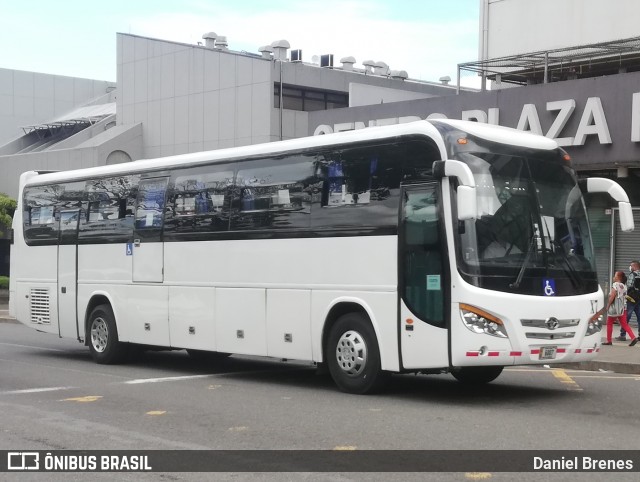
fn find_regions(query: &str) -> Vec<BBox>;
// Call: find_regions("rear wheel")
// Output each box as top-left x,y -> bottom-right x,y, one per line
88,304 -> 128,364
451,366 -> 503,385
327,313 -> 389,394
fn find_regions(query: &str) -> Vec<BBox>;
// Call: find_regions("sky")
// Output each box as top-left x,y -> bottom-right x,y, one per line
0,0 -> 480,85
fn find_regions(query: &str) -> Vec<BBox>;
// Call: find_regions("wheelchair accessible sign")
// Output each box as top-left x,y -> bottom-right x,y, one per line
543,279 -> 556,296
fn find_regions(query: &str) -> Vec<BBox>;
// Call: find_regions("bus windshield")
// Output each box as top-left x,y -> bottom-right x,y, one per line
456,150 -> 597,296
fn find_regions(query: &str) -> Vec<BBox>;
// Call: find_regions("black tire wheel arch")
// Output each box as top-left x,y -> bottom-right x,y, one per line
87,304 -> 128,365
326,312 -> 389,394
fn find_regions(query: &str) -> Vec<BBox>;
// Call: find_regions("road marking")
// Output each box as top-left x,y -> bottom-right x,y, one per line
62,395 -> 103,402
228,426 -> 248,432
125,375 -> 212,384
551,368 -> 583,391
3,386 -> 72,394
333,446 -> 357,451
465,473 -> 492,480
146,411 -> 167,416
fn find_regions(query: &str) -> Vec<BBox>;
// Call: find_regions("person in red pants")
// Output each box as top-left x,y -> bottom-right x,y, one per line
591,271 -> 639,346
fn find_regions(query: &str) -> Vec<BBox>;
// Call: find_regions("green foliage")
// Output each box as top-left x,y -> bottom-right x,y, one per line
0,276 -> 8,290
0,193 -> 16,236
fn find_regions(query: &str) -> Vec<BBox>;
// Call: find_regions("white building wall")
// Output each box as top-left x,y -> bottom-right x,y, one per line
480,0 -> 640,59
0,68 -> 114,146
117,34 -> 275,159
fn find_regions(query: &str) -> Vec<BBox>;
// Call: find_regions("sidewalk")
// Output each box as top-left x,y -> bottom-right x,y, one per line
1,299 -> 639,374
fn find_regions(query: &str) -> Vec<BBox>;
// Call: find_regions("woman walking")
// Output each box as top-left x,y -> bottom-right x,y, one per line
591,271 -> 639,346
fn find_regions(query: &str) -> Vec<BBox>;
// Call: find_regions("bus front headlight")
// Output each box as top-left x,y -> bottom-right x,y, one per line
460,303 -> 508,338
585,315 -> 603,336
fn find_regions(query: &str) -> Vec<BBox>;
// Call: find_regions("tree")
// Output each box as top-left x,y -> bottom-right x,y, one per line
0,193 -> 17,237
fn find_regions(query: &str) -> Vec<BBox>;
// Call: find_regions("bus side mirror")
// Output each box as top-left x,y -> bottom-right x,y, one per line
433,160 -> 477,221
580,178 -> 634,232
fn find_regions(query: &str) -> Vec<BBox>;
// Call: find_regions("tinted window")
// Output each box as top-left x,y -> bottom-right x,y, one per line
24,182 -> 84,245
135,178 -> 168,230
231,156 -> 314,231
165,166 -> 234,237
79,175 -> 138,243
310,142 -> 427,230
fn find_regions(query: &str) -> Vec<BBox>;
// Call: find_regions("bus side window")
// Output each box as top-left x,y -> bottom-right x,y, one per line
164,166 -> 234,236
231,156 -> 313,231
80,175 -> 138,242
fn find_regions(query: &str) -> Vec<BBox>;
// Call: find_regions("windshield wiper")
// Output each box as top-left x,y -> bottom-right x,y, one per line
509,234 -> 536,289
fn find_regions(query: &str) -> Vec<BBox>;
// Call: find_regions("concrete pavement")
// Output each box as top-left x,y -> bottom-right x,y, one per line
1,298 -> 639,375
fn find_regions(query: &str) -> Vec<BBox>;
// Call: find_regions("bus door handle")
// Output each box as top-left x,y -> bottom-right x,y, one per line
133,239 -> 141,247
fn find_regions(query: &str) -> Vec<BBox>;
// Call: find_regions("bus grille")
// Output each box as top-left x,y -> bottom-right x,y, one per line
30,288 -> 51,324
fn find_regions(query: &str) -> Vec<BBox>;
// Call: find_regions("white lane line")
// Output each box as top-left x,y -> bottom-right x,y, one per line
0,342 -> 66,352
3,386 -> 73,394
125,375 -> 213,384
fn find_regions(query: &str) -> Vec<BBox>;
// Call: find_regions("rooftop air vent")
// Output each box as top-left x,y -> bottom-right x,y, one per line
202,32 -> 218,49
390,70 -> 408,80
215,36 -> 228,49
258,45 -> 274,59
340,56 -> 356,71
373,61 -> 389,76
362,60 -> 375,74
271,39 -> 290,61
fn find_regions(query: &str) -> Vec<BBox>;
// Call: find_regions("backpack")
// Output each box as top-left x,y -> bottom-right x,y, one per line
609,283 -> 627,316
627,274 -> 640,303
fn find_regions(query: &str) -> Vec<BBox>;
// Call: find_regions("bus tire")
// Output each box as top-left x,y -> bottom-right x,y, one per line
451,366 -> 503,385
327,313 -> 389,394
88,304 -> 128,365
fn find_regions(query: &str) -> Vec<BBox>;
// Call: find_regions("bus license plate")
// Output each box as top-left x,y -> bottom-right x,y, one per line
539,346 -> 557,360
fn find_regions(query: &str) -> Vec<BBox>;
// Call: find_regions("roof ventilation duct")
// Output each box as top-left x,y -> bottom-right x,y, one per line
373,61 -> 389,76
215,36 -> 228,49
340,56 -> 356,71
202,32 -> 218,49
362,60 -> 375,74
258,45 -> 274,59
271,40 -> 291,61
390,70 -> 408,80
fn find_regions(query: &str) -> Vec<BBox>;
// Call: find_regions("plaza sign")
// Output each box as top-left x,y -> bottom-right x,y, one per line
313,92 -> 640,149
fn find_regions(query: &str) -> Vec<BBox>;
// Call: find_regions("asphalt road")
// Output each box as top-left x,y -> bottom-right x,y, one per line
1,322 -> 640,481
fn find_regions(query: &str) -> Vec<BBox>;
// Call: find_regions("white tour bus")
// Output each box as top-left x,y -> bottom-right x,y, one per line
9,120 -> 634,393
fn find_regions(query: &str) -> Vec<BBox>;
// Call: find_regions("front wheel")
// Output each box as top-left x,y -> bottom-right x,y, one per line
326,313 -> 388,394
88,304 -> 128,364
451,366 -> 503,385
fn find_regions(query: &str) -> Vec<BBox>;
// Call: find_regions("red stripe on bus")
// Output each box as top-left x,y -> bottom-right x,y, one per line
466,352 -> 480,357
531,349 -> 540,355
557,348 -> 566,353
510,351 -> 522,356
488,352 -> 500,357
575,349 -> 582,353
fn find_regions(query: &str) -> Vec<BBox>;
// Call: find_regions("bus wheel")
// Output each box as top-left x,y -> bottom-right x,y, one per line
327,313 -> 388,394
451,366 -> 503,385
88,304 -> 128,364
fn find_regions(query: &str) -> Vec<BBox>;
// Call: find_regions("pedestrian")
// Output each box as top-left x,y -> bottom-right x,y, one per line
591,271 -> 639,346
618,260 -> 640,341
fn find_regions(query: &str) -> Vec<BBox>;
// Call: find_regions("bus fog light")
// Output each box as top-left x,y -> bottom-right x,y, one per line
460,303 -> 508,338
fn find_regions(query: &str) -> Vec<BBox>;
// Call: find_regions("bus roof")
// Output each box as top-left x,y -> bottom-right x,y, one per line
22,119 -> 559,187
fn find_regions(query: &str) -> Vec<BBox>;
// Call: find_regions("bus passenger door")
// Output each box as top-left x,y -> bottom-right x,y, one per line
57,209 -> 80,339
133,178 -> 168,283
399,183 -> 450,369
